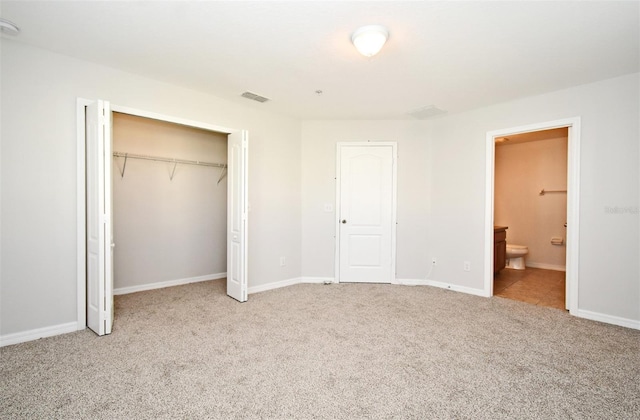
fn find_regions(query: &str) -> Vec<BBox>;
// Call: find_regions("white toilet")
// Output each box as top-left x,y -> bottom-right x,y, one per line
506,244 -> 529,270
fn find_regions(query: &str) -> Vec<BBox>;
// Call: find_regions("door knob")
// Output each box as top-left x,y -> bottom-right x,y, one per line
341,220 -> 347,224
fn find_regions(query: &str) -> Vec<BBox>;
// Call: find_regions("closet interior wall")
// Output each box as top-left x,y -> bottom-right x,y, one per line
112,112 -> 228,292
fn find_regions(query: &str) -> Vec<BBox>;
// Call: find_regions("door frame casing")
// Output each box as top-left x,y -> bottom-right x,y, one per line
76,99 -> 244,330
334,141 -> 398,284
484,117 -> 581,314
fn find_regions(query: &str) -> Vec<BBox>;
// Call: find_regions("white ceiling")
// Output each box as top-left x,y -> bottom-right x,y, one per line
2,1 -> 638,120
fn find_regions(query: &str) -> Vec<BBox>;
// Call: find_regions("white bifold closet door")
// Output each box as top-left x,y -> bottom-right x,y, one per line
226,130 -> 249,302
86,100 -> 114,335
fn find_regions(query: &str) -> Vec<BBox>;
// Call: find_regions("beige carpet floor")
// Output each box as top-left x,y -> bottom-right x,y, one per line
1,279 -> 639,419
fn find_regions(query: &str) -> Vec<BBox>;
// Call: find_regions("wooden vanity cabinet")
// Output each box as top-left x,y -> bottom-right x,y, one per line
494,226 -> 507,274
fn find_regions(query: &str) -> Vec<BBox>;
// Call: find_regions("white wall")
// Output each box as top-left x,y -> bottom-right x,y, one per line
302,73 -> 639,325
432,73 -> 638,324
301,121 -> 431,281
1,39 -> 637,341
0,40 -> 301,337
495,136 -> 568,270
112,113 -> 228,291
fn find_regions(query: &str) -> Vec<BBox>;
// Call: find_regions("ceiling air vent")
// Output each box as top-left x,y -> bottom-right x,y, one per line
408,105 -> 447,120
241,91 -> 270,103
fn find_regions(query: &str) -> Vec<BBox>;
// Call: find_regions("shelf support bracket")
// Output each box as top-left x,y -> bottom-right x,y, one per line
118,153 -> 128,178
217,165 -> 227,185
169,161 -> 178,181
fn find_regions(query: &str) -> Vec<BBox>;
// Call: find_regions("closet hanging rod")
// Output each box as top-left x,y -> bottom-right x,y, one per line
113,151 -> 226,168
539,188 -> 567,196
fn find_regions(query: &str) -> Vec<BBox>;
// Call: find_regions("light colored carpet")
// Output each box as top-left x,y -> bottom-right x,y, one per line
1,279 -> 639,419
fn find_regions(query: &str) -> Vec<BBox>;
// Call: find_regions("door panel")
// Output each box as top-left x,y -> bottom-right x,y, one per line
338,144 -> 395,283
227,130 -> 248,302
349,235 -> 382,266
86,100 -> 113,335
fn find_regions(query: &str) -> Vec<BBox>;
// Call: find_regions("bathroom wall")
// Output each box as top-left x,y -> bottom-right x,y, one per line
495,135 -> 568,270
112,113 -> 228,292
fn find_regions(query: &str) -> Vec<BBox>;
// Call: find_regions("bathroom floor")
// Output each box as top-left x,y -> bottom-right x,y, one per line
494,267 -> 566,310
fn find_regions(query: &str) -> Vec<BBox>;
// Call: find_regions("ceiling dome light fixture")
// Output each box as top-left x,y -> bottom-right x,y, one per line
0,18 -> 20,36
351,25 -> 389,57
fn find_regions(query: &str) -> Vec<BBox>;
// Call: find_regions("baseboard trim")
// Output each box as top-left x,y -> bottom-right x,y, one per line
300,277 -> 336,284
526,262 -> 566,272
0,322 -> 79,348
395,278 -> 489,297
576,309 -> 640,330
393,278 -> 421,286
248,277 -> 302,294
113,272 -> 226,295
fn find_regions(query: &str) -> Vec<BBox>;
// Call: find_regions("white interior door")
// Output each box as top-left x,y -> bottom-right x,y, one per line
337,143 -> 396,283
227,130 -> 248,302
86,100 -> 114,335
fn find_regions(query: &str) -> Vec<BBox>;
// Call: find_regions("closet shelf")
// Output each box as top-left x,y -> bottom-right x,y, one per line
113,151 -> 227,182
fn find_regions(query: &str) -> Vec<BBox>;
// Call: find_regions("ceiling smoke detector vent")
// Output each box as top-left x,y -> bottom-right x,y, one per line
408,105 -> 447,120
241,91 -> 269,103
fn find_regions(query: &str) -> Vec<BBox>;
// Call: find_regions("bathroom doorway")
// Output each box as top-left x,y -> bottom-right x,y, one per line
484,118 -> 580,314
493,128 -> 568,309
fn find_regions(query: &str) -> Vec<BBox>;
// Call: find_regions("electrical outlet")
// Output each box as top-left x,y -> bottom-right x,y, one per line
463,261 -> 471,271
280,257 -> 286,267
323,203 -> 333,212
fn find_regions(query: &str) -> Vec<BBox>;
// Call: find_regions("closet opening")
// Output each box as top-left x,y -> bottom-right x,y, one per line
111,112 -> 229,300
77,99 -> 248,336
